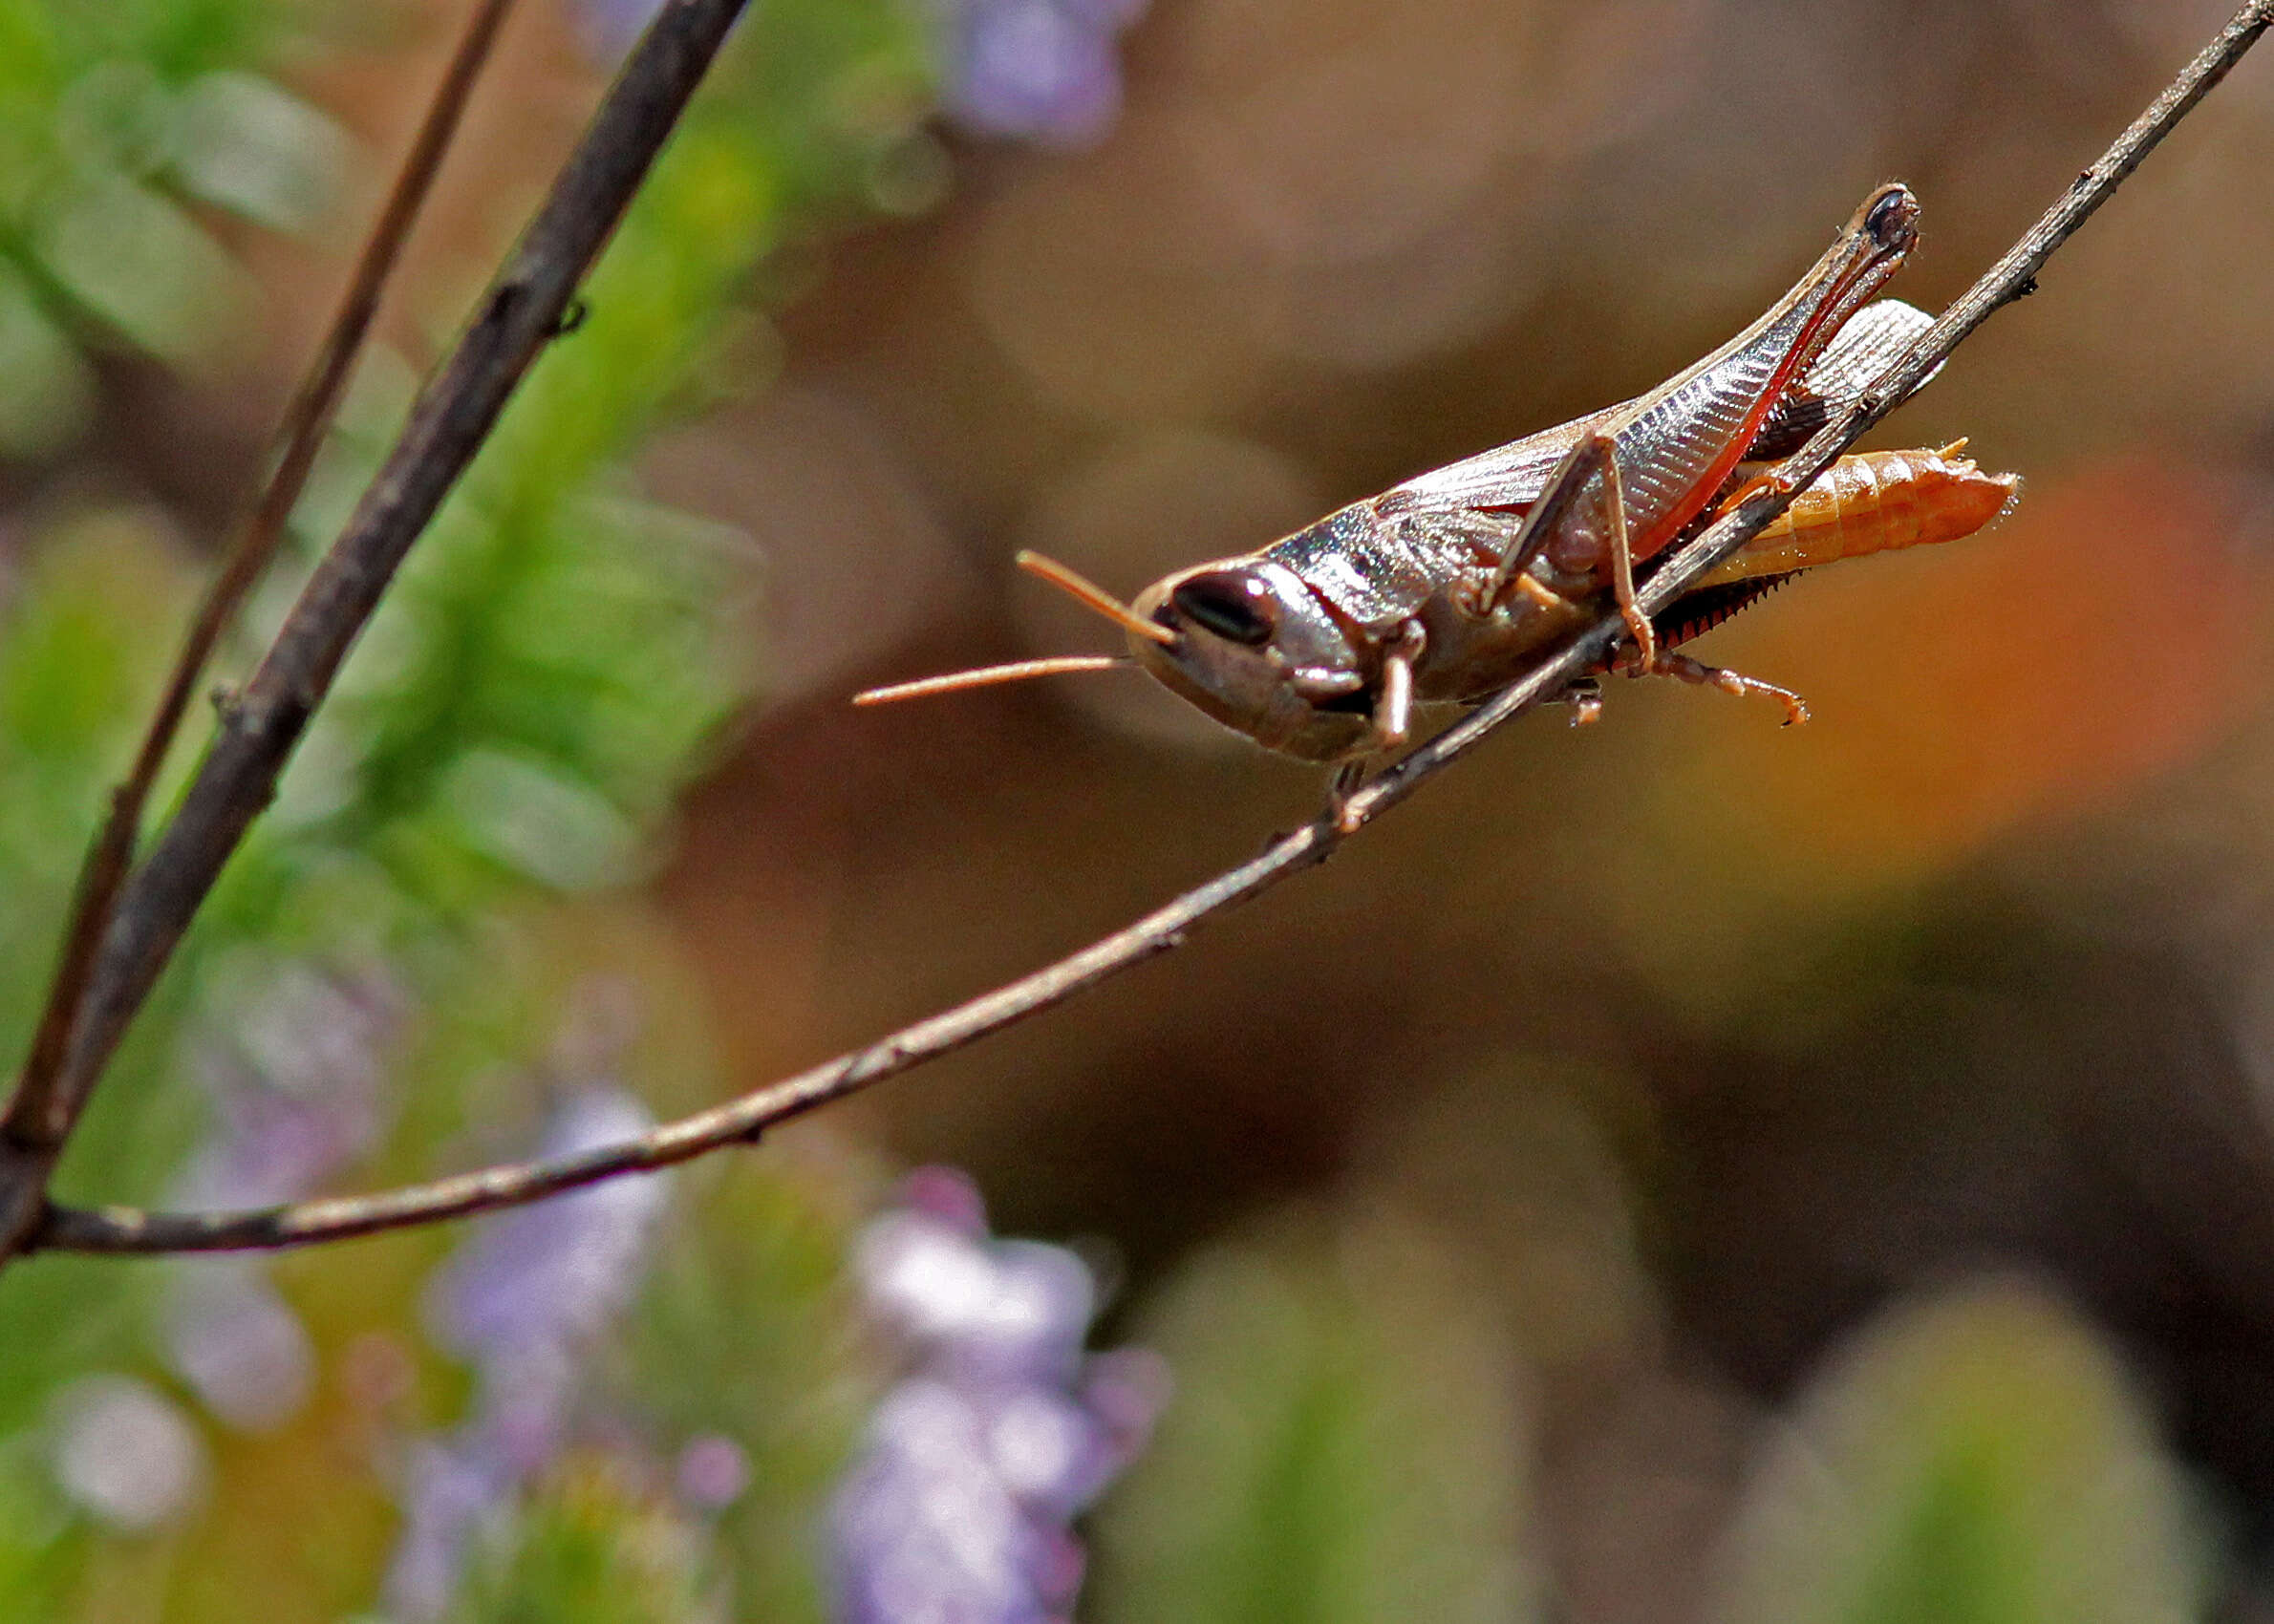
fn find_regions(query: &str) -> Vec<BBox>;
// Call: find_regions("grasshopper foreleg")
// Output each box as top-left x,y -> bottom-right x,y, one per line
1620,647 -> 1811,726
1325,620 -> 1428,833
1370,620 -> 1427,752
1558,677 -> 1605,727
1326,760 -> 1367,834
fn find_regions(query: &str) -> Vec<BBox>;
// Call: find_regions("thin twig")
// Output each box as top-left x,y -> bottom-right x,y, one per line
33,0 -> 2274,1256
7,1 -> 518,1148
0,0 -> 521,1256
0,0 -> 758,1262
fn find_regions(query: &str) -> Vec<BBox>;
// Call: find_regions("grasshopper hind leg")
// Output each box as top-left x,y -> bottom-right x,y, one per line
1612,571 -> 1809,724
1621,648 -> 1811,726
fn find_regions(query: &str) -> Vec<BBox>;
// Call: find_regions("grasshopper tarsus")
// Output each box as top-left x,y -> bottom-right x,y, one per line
1560,679 -> 1605,727
1325,762 -> 1368,836
1625,648 -> 1811,726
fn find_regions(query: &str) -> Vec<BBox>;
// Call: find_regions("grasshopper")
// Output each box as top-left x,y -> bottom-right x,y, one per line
861,184 -> 2017,773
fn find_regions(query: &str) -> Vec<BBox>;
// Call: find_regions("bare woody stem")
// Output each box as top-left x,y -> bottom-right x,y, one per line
32,0 -> 2274,1257
0,0 -> 523,1262
2,0 -> 518,1148
0,0 -> 757,1270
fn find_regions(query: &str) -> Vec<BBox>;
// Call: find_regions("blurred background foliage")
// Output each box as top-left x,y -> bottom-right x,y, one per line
0,0 -> 2269,1620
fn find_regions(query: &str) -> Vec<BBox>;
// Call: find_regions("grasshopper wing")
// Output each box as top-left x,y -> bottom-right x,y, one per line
1380,298 -> 1938,522
1749,298 -> 1941,457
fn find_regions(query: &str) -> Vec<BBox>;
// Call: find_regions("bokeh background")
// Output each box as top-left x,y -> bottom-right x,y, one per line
2,0 -> 2273,1618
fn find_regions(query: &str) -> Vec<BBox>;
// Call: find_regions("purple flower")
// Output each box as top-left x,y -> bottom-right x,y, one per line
50,1377 -> 207,1534
164,963 -> 403,1435
829,1168 -> 1168,1624
383,1080 -> 669,1619
936,0 -> 1148,150
161,1261 -> 315,1432
384,1435 -> 515,1620
575,0 -> 1147,150
426,1087 -> 666,1366
675,1433 -> 751,1511
176,962 -> 401,1210
857,1213 -> 1098,1385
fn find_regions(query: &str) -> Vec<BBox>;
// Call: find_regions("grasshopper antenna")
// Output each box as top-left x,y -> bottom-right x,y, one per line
852,551 -> 1166,707
853,654 -> 1132,707
1016,550 -> 1177,646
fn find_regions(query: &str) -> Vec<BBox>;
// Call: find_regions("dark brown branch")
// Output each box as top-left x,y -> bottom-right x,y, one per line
0,0 -> 522,1258
34,0 -> 2274,1256
5,0 -> 517,1145
0,0 -> 759,1256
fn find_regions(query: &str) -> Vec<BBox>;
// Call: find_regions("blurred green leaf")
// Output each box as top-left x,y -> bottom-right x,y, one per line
173,69 -> 345,231
244,0 -> 929,924
446,1461 -> 710,1624
0,1259 -> 153,1444
0,261 -> 93,454
0,1446 -> 88,1622
0,517 -> 208,1202
33,165 -> 242,364
0,0 -> 333,425
617,1151 -> 883,1624
1093,1209 -> 1534,1624
1708,1278 -> 2206,1624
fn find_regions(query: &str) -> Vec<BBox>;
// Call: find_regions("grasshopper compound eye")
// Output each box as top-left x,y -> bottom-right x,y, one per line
1861,183 -> 1920,252
1169,571 -> 1276,646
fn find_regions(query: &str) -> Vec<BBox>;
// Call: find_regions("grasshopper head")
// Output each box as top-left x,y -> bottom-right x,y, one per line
850,550 -> 1377,761
1128,559 -> 1375,760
